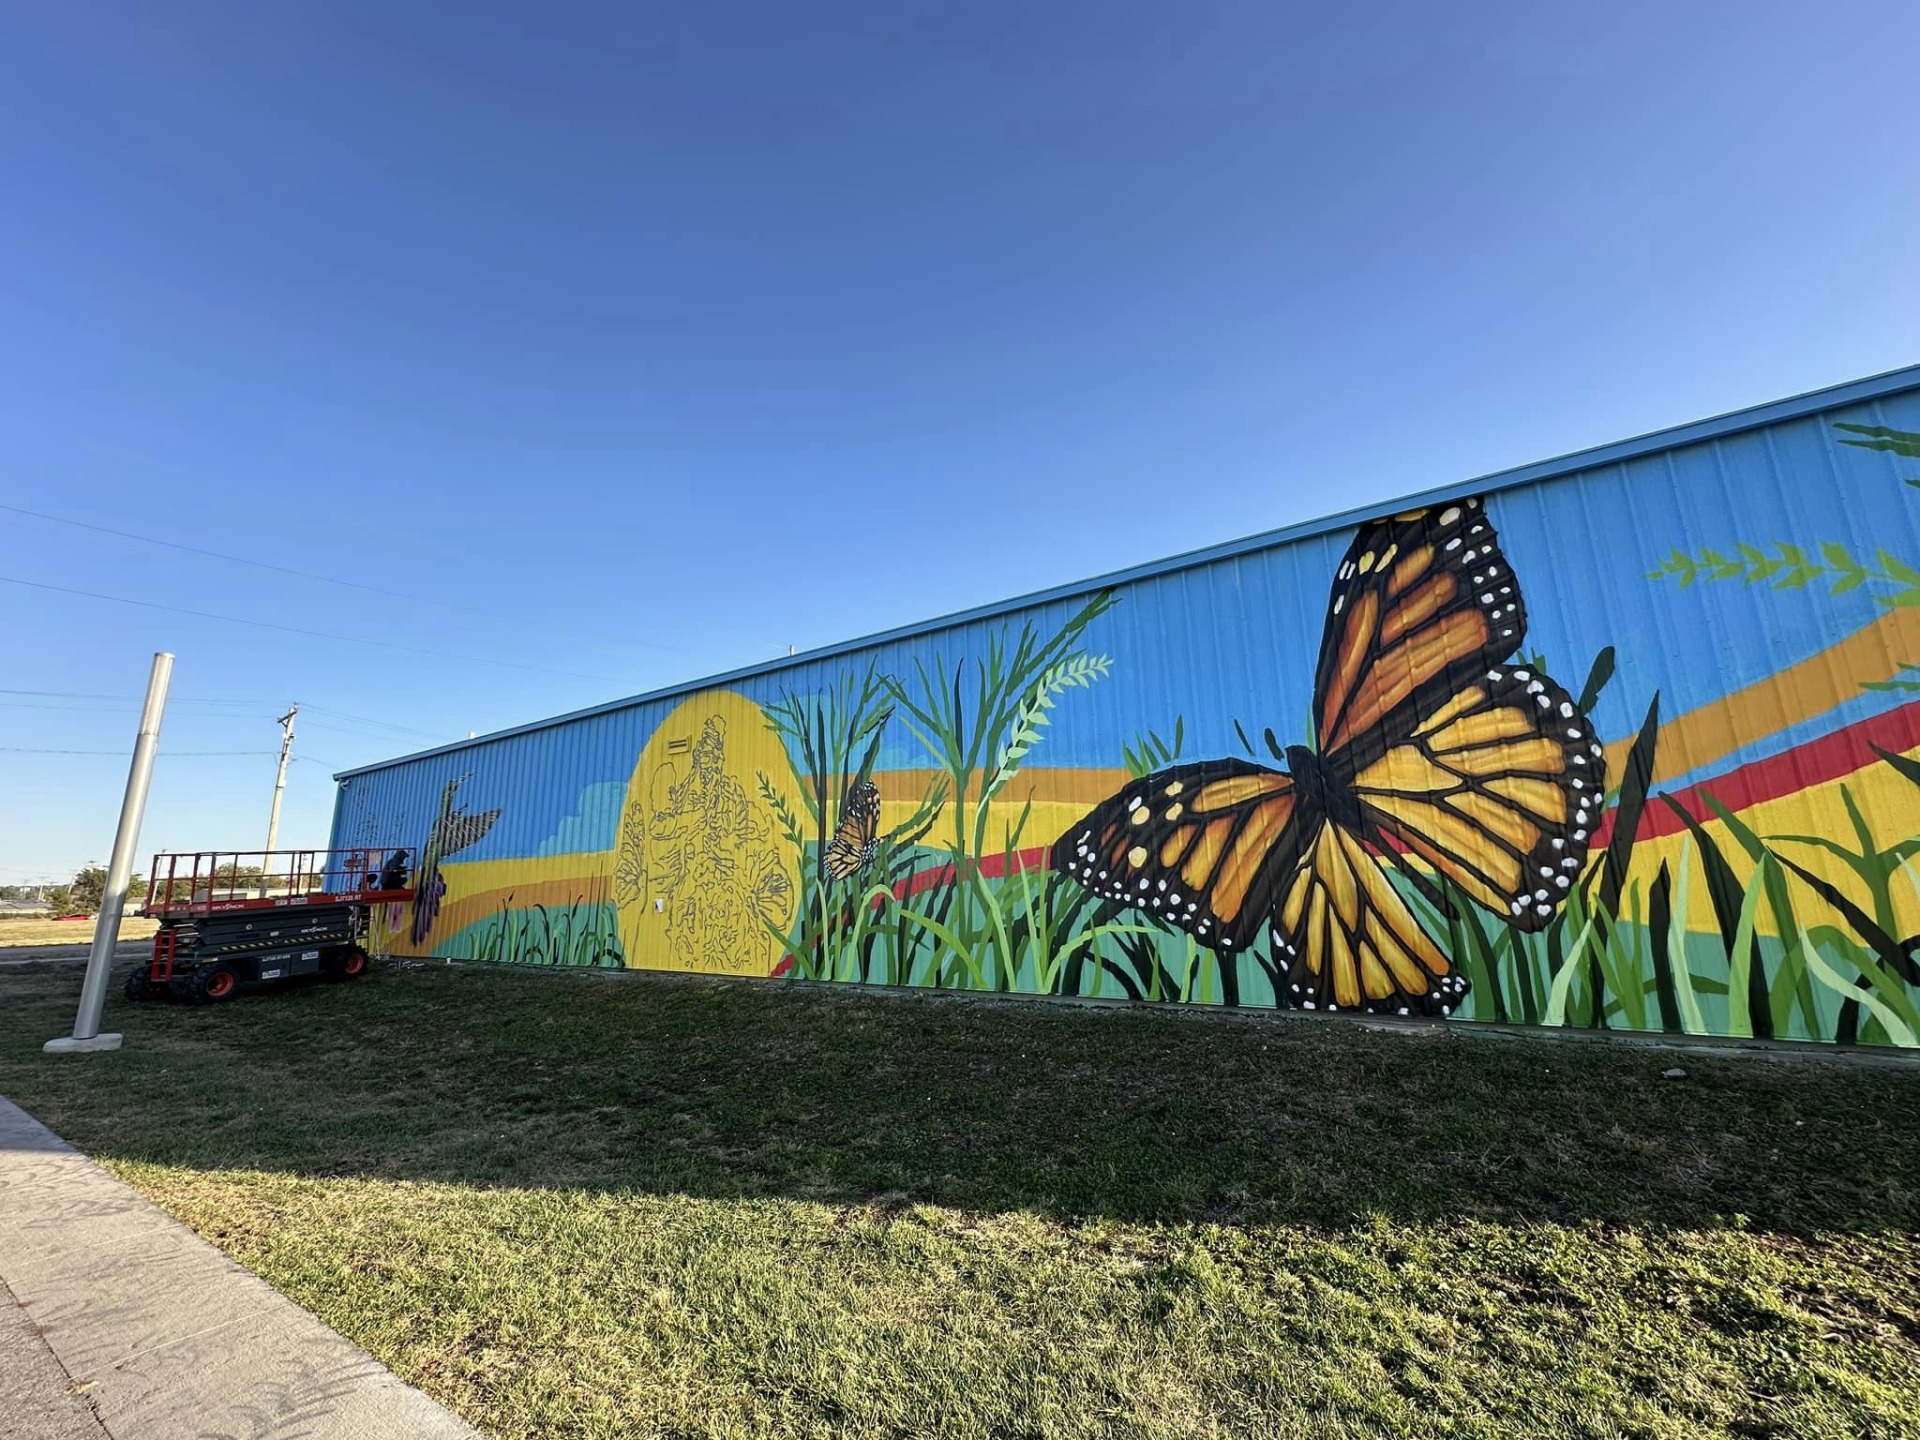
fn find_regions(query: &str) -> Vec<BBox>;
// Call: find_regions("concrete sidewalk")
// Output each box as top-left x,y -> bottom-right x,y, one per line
0,1098 -> 480,1440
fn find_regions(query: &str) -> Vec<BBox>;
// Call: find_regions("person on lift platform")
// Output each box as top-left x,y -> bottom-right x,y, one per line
375,850 -> 410,892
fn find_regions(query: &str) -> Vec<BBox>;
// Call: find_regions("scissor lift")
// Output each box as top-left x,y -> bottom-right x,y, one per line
129,848 -> 414,1004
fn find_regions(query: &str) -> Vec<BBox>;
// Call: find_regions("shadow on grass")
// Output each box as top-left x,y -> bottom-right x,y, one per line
3,960 -> 1917,1237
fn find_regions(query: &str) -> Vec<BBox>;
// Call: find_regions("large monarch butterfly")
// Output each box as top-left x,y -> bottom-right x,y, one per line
823,780 -> 881,881
1051,497 -> 1605,1016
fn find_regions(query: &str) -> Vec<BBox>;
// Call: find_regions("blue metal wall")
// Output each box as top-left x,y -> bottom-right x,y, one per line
329,365 -> 1920,1043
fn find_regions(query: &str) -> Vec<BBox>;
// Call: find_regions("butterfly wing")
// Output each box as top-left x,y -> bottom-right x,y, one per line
1347,664 -> 1606,931
823,780 -> 881,881
1313,497 -> 1527,770
1050,759 -> 1309,954
1271,819 -> 1469,1015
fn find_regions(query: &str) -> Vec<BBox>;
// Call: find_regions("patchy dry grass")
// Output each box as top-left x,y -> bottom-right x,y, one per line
3,961 -> 1918,1439
0,915 -> 155,949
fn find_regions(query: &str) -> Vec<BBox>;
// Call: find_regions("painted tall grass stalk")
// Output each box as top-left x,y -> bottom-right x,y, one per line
463,892 -> 625,969
757,593 -> 1161,995
878,591 -> 1138,992
758,663 -> 944,985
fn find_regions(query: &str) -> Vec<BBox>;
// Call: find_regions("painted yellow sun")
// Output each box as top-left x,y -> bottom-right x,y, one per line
613,690 -> 798,976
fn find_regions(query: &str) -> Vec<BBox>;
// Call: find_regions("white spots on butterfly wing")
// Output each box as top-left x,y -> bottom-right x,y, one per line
1333,594 -> 1345,615
1439,506 -> 1462,525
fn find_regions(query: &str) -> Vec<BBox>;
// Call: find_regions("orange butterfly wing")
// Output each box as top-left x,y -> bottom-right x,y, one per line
823,781 -> 880,880
1269,819 -> 1468,1015
1314,498 -> 1525,766
1348,664 -> 1606,931
1050,759 -> 1307,955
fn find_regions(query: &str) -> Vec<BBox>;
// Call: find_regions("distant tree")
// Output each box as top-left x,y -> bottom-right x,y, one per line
71,866 -> 109,914
65,866 -> 147,916
44,885 -> 77,917
0,885 -> 23,901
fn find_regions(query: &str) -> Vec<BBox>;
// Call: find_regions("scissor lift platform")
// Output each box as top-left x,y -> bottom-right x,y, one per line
130,848 -> 414,1004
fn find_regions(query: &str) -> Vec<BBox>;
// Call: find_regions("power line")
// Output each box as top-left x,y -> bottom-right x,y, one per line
0,700 -> 163,713
0,747 -> 278,756
0,575 -> 624,683
296,703 -> 451,741
0,687 -> 262,705
0,501 -> 494,614
0,502 -> 679,653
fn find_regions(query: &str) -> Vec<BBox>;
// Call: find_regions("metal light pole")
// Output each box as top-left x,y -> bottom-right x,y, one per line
262,704 -> 297,895
46,651 -> 173,1055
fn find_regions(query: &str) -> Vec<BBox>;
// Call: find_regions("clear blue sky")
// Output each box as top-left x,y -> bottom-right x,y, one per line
4,0 -> 1917,884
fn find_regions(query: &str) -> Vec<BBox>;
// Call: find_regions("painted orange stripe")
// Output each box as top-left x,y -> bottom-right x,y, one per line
1604,606 -> 1920,785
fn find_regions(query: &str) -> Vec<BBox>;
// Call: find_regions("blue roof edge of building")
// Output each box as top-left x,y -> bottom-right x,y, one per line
336,360 -> 1920,782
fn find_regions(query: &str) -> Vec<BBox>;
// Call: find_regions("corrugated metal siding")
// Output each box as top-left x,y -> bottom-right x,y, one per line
331,367 -> 1920,1045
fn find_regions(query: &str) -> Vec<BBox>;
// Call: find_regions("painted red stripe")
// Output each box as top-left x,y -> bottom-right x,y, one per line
1595,699 -> 1920,845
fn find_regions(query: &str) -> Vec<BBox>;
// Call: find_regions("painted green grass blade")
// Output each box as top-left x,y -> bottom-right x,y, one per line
1541,898 -> 1599,1027
1801,924 -> 1920,1046
1699,794 -> 1823,1040
1872,742 -> 1920,788
1659,795 -> 1773,1038
1576,644 -> 1617,714
1775,855 -> 1920,985
1646,861 -> 1682,1032
1667,839 -> 1709,1035
1600,693 -> 1661,917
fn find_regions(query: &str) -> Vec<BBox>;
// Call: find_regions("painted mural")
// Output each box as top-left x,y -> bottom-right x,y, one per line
334,400 -> 1920,1048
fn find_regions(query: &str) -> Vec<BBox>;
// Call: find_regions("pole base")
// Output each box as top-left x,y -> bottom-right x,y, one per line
43,1034 -> 124,1054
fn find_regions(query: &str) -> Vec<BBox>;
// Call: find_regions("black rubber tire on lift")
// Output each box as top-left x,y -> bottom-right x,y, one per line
123,969 -> 155,1002
179,965 -> 239,1005
322,945 -> 371,982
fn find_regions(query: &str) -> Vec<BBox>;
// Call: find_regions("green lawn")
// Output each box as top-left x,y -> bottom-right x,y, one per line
4,961 -> 1918,1439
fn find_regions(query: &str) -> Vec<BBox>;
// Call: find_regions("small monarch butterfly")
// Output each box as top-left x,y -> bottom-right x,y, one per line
823,780 -> 881,881
1052,497 -> 1605,1017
